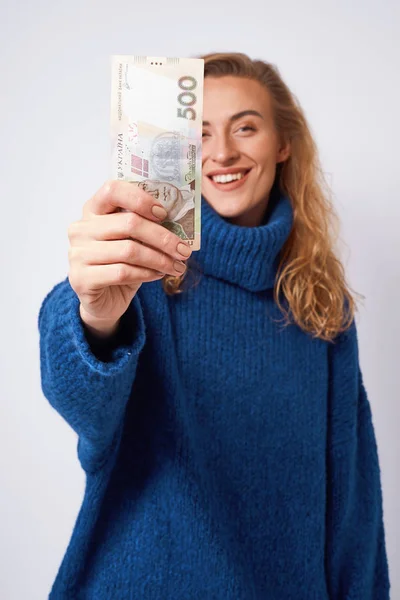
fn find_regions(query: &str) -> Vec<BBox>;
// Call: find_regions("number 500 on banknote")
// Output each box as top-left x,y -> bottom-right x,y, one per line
110,56 -> 204,250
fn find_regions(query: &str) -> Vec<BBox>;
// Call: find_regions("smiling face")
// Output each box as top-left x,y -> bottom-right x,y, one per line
202,76 -> 290,227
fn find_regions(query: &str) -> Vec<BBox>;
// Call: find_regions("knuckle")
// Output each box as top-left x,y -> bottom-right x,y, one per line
142,268 -> 153,280
160,231 -> 172,249
69,245 -> 86,265
122,239 -> 137,261
125,211 -> 139,232
159,253 -> 170,272
67,221 -> 79,241
116,264 -> 129,283
131,192 -> 146,211
102,179 -> 116,199
67,246 -> 77,263
134,192 -> 148,212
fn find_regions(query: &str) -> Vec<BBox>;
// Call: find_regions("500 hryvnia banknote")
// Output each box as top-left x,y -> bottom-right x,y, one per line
110,56 -> 204,250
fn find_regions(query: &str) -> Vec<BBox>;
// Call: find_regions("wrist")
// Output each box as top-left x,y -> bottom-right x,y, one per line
79,304 -> 120,339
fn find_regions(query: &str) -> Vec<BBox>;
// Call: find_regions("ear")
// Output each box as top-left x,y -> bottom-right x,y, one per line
276,140 -> 291,164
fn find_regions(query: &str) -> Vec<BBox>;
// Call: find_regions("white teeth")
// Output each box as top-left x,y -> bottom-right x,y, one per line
211,172 -> 245,183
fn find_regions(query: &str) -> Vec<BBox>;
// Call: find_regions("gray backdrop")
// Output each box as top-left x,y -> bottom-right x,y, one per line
1,0 -> 398,598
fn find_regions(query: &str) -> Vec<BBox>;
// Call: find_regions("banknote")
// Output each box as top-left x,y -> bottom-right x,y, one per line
110,56 -> 204,250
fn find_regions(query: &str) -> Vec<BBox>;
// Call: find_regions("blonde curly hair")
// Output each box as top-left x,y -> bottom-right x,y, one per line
163,52 -> 363,343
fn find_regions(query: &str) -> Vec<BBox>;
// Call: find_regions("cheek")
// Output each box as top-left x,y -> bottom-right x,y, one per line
245,137 -> 273,167
202,142 -> 211,165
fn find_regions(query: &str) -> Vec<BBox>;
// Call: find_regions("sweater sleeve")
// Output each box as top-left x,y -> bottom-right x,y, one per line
325,318 -> 390,599
38,277 -> 146,474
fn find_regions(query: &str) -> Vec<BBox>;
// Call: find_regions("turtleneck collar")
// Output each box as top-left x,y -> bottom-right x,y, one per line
193,184 -> 294,292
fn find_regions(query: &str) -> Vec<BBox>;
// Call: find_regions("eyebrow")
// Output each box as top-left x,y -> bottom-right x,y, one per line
202,110 -> 264,127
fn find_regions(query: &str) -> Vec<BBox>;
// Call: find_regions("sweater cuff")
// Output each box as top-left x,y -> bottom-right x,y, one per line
68,288 -> 146,373
81,306 -> 140,363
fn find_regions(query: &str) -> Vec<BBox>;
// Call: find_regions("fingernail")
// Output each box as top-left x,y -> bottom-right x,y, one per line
174,261 -> 186,274
177,242 -> 192,258
152,205 -> 168,220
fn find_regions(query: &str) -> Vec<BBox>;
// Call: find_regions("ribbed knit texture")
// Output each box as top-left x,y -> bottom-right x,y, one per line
38,188 -> 390,599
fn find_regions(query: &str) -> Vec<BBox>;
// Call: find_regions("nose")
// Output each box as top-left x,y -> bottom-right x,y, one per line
207,132 -> 240,164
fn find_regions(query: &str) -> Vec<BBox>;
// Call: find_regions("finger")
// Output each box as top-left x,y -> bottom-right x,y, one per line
69,240 -> 187,277
84,180 -> 168,221
69,211 -> 192,262
74,263 -> 166,292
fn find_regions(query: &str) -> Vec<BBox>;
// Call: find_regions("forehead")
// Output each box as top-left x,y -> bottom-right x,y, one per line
203,76 -> 273,121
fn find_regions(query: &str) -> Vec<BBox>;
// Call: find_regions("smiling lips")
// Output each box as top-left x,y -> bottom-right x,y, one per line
206,168 -> 251,191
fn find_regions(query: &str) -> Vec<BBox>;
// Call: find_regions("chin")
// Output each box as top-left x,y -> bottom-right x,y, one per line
205,195 -> 252,218
214,204 -> 247,219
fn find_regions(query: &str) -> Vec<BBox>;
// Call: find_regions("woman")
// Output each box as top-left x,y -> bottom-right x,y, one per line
38,53 -> 390,598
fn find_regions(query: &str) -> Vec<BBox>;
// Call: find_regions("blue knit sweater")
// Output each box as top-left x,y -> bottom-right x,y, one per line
38,190 -> 390,599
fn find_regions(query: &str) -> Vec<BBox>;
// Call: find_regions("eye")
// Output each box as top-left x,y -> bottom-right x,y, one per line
202,131 -> 210,138
238,126 -> 256,133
